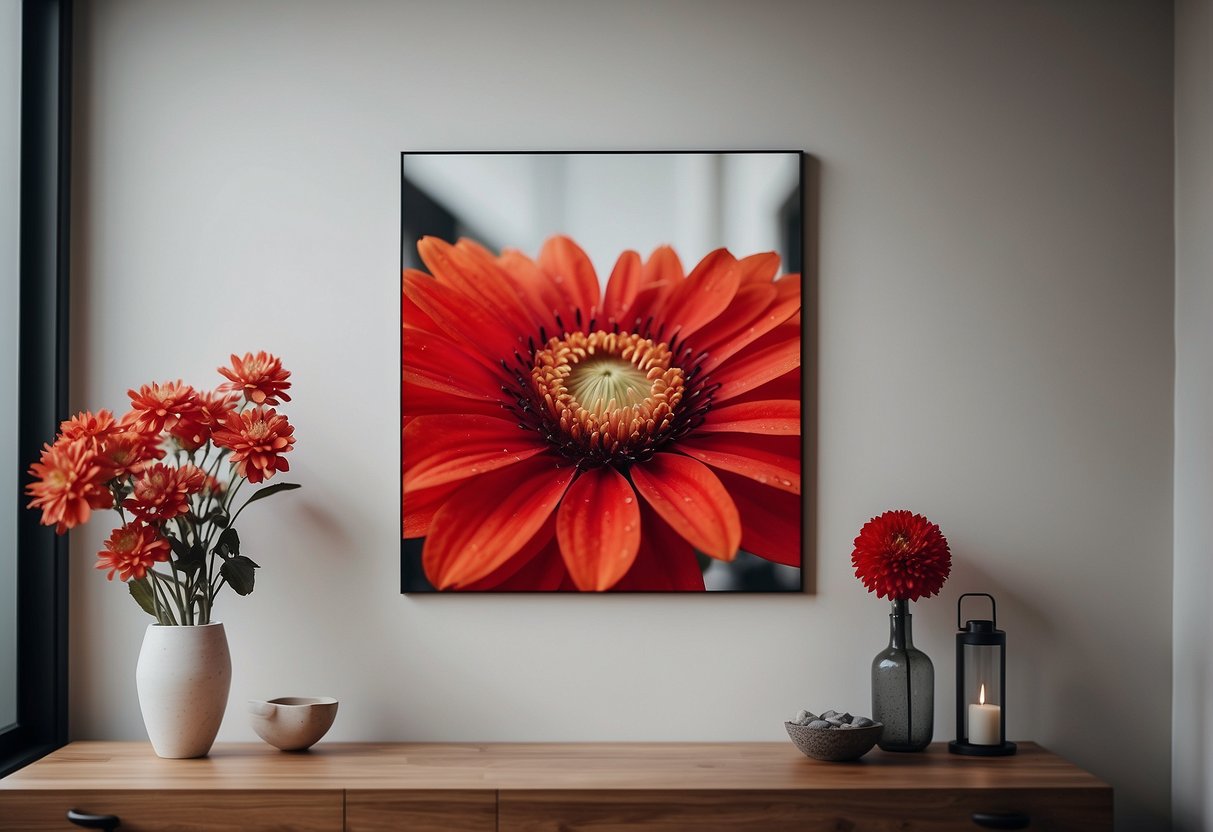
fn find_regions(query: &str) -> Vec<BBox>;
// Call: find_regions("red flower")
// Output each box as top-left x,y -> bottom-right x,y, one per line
851,510 -> 951,601
97,429 -> 166,480
201,473 -> 227,496
26,439 -> 115,533
212,406 -> 295,483
59,409 -> 120,445
169,389 -> 241,450
218,351 -> 292,405
95,523 -> 171,581
402,236 -> 801,591
126,380 -> 200,435
124,463 -> 207,522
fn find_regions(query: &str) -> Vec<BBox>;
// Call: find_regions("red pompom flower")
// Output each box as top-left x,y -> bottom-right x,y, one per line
851,510 -> 951,602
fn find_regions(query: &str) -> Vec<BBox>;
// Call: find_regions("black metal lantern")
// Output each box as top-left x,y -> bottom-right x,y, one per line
948,593 -> 1017,756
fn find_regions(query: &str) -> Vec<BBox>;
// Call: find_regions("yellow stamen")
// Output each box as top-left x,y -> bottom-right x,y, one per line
531,331 -> 686,458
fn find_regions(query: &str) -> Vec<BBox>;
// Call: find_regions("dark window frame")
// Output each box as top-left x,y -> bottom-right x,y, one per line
0,0 -> 72,778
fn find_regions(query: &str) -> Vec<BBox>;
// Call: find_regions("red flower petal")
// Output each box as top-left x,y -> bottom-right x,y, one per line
689,284 -> 776,353
403,327 -> 510,403
402,291 -> 446,337
631,453 -> 741,562
658,249 -> 741,339
459,514 -> 563,590
496,248 -> 568,332
602,250 -> 642,322
403,414 -> 547,492
617,281 -> 671,334
402,479 -> 462,539
612,504 -> 706,591
468,534 -> 569,591
644,245 -> 685,285
715,470 -> 802,567
402,382 -> 507,425
727,368 -> 801,405
676,434 -> 801,495
699,287 -> 801,373
555,466 -> 641,591
539,235 -> 601,326
710,332 -> 801,402
424,455 -> 575,589
418,237 -> 535,336
403,270 -> 524,369
736,252 -> 781,284
698,399 -> 800,436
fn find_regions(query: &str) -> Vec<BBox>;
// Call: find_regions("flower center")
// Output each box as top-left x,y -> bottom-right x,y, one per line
509,329 -> 714,468
566,357 -> 653,416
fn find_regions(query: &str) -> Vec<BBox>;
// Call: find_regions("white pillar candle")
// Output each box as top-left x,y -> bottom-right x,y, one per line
968,683 -> 1001,745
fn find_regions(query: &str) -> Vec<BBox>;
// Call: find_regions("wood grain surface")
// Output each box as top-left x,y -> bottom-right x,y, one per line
346,789 -> 496,832
0,741 -> 1108,792
498,788 -> 1112,832
0,789 -> 342,831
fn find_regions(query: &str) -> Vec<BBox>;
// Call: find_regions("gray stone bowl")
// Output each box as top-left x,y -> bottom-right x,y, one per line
784,721 -> 883,762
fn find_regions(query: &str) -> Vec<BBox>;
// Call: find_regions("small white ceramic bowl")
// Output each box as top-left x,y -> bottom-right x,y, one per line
248,696 -> 338,751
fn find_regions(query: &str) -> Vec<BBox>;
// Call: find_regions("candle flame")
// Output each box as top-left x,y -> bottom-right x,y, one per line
979,683 -> 986,705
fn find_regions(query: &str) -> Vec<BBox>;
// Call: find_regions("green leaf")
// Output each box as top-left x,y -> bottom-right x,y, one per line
175,543 -> 207,576
128,578 -> 157,617
167,535 -> 191,559
241,482 -> 301,507
220,555 -> 259,596
214,527 -> 240,559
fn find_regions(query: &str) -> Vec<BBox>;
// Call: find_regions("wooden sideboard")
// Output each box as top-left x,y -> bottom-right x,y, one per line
0,741 -> 1111,831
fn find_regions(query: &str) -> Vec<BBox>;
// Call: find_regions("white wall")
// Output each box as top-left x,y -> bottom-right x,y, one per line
69,2 -> 1174,828
1173,1 -> 1211,829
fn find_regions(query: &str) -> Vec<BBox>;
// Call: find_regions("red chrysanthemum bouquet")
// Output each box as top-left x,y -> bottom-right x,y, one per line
851,510 -> 951,601
25,351 -> 299,625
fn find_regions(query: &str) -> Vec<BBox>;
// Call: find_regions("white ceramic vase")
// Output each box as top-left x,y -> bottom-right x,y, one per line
135,622 -> 232,759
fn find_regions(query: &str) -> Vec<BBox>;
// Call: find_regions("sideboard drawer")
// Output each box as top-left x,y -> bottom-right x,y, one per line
498,788 -> 1113,831
346,789 -> 496,831
0,789 -> 343,831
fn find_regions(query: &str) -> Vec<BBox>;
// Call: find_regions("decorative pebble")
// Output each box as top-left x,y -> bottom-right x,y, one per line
791,709 -> 878,731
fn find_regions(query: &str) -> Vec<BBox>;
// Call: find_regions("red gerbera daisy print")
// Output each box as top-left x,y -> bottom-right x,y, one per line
402,235 -> 802,591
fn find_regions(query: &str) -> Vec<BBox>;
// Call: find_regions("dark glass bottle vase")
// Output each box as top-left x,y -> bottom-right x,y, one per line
871,598 -> 934,751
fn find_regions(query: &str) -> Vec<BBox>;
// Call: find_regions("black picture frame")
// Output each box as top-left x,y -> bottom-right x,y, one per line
400,150 -> 811,594
0,0 -> 72,778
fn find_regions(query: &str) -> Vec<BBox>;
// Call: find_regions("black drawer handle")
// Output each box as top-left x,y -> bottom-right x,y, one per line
971,812 -> 1030,829
66,809 -> 121,830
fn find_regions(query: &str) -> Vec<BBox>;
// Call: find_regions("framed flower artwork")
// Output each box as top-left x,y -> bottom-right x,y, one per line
401,152 -> 807,592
